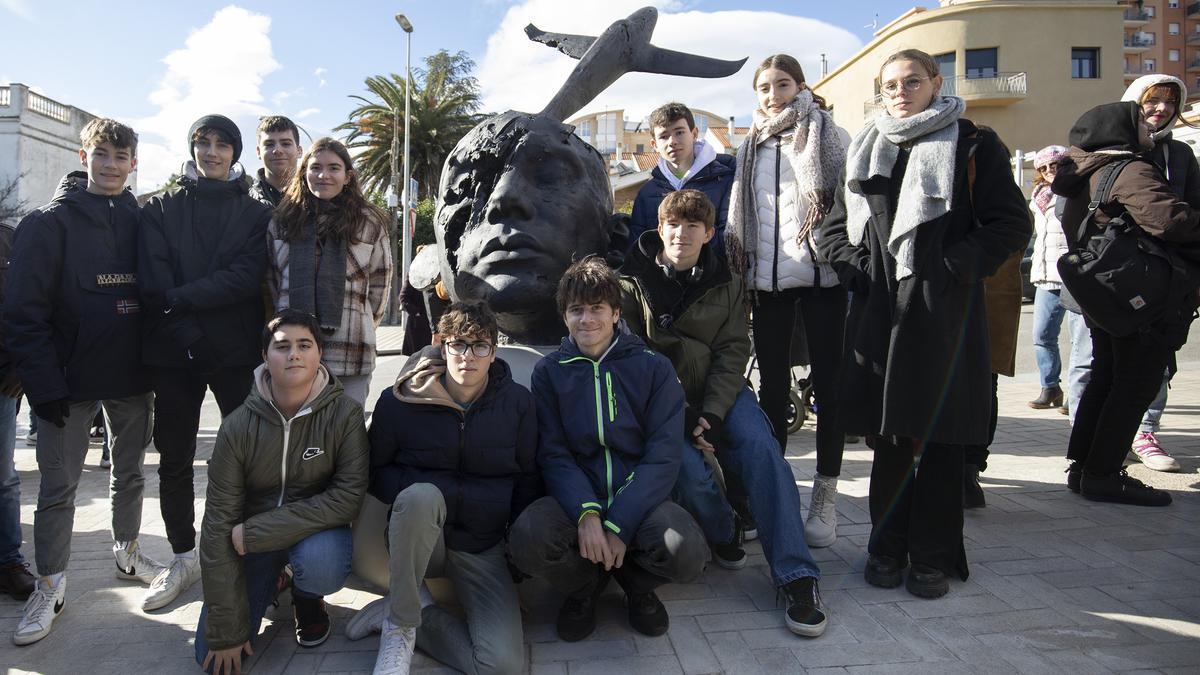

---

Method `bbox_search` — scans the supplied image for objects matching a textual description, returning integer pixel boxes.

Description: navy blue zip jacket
[5,172,148,404]
[368,345,542,553]
[627,153,735,256]
[531,330,685,545]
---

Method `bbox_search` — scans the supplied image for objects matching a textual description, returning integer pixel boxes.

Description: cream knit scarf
[726,89,846,282]
[845,95,965,280]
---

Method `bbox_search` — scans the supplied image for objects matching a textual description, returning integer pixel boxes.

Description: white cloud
[314,67,328,88]
[134,5,281,191]
[478,1,861,126]
[0,0,33,20]
[294,107,320,120]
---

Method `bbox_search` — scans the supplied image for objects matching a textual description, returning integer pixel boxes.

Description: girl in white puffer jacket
[727,54,849,548]
[1028,145,1070,411]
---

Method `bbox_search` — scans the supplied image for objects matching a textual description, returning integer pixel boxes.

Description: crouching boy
[195,309,368,674]
[345,301,541,675]
[507,257,708,643]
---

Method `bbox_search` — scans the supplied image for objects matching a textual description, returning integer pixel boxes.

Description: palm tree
[338,50,484,202]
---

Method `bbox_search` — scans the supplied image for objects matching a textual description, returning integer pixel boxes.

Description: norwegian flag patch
[116,298,140,315]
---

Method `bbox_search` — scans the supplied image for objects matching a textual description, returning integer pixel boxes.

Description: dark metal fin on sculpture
[526,6,748,123]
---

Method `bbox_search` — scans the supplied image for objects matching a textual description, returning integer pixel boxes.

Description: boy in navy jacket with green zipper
[507,256,707,643]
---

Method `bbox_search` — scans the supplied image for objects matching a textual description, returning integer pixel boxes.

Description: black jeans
[153,366,254,554]
[1066,326,1172,476]
[867,436,968,580]
[753,286,847,476]
[506,497,708,597]
[962,373,999,472]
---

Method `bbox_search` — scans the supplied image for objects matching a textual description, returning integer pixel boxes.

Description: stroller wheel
[786,388,806,434]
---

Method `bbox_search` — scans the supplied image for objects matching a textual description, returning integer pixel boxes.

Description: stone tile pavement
[2,349,1199,673]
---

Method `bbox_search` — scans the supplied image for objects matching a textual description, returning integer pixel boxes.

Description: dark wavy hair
[274,137,388,243]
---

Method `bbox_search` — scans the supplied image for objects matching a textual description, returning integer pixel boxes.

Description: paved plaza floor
[3,325,1199,673]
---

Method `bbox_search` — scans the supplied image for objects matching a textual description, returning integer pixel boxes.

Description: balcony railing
[26,91,69,123]
[1125,35,1155,48]
[1124,9,1151,23]
[1189,2,1200,17]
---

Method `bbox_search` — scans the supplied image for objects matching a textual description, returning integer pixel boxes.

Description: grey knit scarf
[845,95,965,280]
[726,89,846,282]
[288,201,348,334]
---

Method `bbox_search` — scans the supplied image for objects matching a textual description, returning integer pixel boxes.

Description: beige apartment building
[1121,0,1200,97]
[811,0,1126,157]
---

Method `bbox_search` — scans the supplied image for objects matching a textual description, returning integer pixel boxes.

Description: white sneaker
[805,474,838,548]
[1131,433,1181,472]
[143,556,200,611]
[373,616,417,675]
[114,541,167,585]
[345,596,387,641]
[14,577,67,646]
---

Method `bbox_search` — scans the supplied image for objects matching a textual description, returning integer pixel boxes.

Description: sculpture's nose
[485,172,535,224]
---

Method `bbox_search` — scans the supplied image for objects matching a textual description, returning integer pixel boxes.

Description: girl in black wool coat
[817,49,1030,599]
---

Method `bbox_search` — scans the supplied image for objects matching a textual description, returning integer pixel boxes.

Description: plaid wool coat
[267,212,393,377]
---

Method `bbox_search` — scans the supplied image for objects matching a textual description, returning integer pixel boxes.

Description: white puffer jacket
[1029,193,1067,287]
[751,135,838,290]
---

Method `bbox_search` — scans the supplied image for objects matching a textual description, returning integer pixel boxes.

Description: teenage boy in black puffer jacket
[138,113,271,613]
[346,302,540,674]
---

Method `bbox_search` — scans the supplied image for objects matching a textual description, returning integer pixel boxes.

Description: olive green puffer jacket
[199,364,368,650]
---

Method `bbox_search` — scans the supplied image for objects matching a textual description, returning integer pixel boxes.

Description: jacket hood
[247,362,338,421]
[656,138,719,191]
[49,170,138,216]
[1051,146,1136,197]
[1068,101,1144,153]
[180,160,248,192]
[392,342,514,410]
[1122,74,1187,141]
[625,228,723,286]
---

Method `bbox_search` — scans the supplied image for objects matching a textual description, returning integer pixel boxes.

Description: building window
[579,120,593,137]
[1144,58,1157,73]
[635,144,644,154]
[1170,22,1181,35]
[965,48,998,78]
[1072,48,1100,78]
[1146,5,1156,17]
[1170,49,1181,61]
[1170,0,1180,8]
[697,116,709,133]
[1144,32,1157,45]
[935,51,957,78]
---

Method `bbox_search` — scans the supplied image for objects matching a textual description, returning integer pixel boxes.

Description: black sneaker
[781,577,826,637]
[1066,462,1082,494]
[1081,469,1172,507]
[625,590,669,636]
[293,594,331,647]
[905,563,949,599]
[712,517,747,570]
[864,554,904,589]
[556,577,607,642]
[963,465,985,509]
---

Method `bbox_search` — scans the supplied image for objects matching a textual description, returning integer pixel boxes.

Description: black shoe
[963,465,986,509]
[1081,469,1172,507]
[1029,386,1064,409]
[293,593,331,647]
[864,554,904,589]
[1066,462,1081,494]
[556,577,607,642]
[712,516,747,570]
[625,590,669,636]
[732,498,757,541]
[906,563,949,599]
[781,577,827,637]
[0,561,36,601]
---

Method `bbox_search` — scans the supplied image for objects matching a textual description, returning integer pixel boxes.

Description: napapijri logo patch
[97,273,137,286]
[116,298,140,315]
[301,447,324,461]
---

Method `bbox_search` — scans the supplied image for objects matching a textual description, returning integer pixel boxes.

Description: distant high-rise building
[1122,0,1200,97]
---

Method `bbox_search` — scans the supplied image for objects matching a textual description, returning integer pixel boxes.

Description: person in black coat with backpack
[1051,101,1200,507]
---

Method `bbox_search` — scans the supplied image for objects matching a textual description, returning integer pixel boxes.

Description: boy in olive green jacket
[196,309,368,674]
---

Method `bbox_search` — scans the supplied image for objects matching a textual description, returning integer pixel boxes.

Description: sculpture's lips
[477,232,547,263]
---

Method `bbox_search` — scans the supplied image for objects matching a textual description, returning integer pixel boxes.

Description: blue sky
[0,0,917,191]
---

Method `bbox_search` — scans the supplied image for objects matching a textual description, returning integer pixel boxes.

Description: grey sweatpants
[34,393,154,576]
[387,483,524,675]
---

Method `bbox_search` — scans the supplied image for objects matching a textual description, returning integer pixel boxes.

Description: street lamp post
[396,13,414,337]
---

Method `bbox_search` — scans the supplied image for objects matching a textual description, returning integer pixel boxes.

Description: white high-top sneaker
[373,616,417,675]
[114,540,167,585]
[143,556,200,611]
[805,474,838,548]
[14,576,67,646]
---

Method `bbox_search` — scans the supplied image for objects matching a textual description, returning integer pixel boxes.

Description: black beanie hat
[187,114,243,163]
[1068,101,1142,153]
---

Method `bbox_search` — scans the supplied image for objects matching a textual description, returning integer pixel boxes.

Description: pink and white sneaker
[1131,433,1180,473]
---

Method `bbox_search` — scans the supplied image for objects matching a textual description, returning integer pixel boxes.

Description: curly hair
[437,302,500,344]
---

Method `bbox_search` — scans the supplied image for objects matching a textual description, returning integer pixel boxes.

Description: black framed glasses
[445,340,495,358]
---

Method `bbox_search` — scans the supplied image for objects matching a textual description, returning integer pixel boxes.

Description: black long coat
[816,120,1031,445]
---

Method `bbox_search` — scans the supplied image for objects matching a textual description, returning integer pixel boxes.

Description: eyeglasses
[880,76,930,97]
[1037,163,1059,173]
[444,340,494,358]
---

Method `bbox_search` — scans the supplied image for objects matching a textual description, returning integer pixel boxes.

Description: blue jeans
[0,397,21,566]
[1139,368,1171,433]
[1066,312,1092,425]
[1032,287,1066,388]
[675,388,820,586]
[673,441,737,547]
[194,526,352,666]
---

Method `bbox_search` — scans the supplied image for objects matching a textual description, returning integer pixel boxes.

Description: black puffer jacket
[367,344,541,553]
[5,173,148,404]
[138,163,271,369]
[249,168,283,208]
